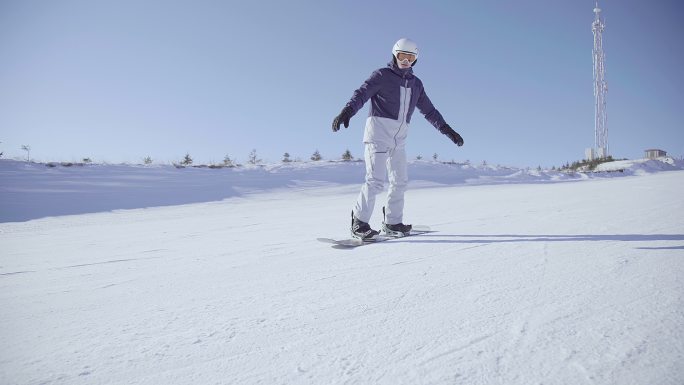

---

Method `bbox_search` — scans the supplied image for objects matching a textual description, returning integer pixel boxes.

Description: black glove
[332,106,353,132]
[438,124,464,146]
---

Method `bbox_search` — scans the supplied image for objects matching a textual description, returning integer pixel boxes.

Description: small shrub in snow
[248,149,261,165]
[223,155,235,167]
[562,156,624,172]
[21,145,31,162]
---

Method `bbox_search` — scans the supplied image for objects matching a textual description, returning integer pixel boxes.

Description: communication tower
[589,0,609,160]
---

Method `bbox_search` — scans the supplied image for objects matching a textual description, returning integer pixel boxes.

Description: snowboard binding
[382,207,412,237]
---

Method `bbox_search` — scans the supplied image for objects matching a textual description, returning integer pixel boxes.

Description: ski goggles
[395,52,417,63]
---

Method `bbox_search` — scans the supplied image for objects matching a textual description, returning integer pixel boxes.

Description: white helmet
[392,38,419,59]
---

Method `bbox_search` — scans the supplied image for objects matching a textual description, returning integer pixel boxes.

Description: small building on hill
[645,149,667,159]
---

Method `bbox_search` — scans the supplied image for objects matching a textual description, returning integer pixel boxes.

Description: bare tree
[21,145,31,162]
[248,149,261,165]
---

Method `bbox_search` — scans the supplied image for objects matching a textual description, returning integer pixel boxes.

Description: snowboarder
[332,38,464,240]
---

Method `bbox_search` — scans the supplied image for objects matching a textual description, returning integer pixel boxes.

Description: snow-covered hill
[1,158,683,384]
[1,157,682,222]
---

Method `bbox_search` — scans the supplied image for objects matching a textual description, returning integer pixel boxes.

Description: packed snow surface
[1,158,683,384]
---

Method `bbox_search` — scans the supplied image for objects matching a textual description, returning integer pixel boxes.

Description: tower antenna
[591,0,609,159]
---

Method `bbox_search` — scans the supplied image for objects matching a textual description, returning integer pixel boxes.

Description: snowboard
[317,225,432,248]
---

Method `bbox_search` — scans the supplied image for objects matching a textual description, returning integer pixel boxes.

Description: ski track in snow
[1,160,683,384]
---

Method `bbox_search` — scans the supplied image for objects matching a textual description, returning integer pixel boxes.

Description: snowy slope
[1,157,682,223]
[1,159,683,384]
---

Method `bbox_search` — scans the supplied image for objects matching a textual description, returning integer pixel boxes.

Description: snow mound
[593,157,683,175]
[1,158,683,222]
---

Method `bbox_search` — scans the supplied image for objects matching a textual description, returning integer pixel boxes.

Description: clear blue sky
[1,0,682,167]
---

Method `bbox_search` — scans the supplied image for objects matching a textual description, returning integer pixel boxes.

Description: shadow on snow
[390,233,684,248]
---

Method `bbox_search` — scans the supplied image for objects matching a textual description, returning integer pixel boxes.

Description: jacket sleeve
[416,86,447,130]
[345,69,384,116]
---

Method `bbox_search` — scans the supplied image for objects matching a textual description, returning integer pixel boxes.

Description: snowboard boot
[351,211,379,241]
[382,207,412,237]
[382,222,412,237]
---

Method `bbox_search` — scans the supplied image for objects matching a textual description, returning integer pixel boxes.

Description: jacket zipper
[393,78,409,149]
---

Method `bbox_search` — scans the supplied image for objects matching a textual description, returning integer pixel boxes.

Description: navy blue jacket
[345,60,447,149]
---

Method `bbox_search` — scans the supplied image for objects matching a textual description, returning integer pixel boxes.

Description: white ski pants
[353,143,408,225]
